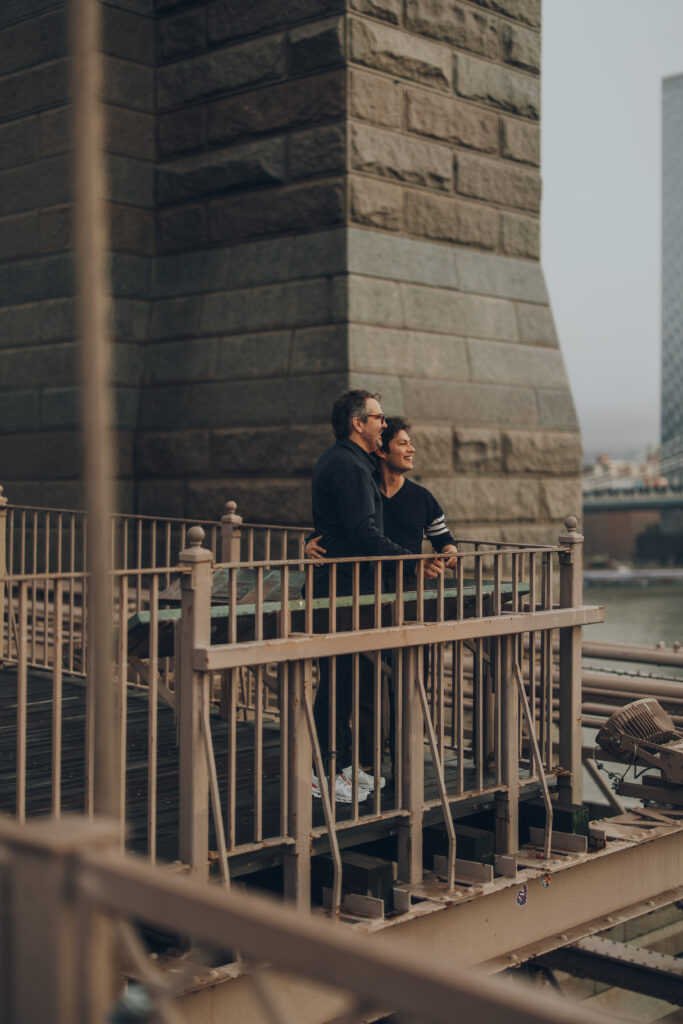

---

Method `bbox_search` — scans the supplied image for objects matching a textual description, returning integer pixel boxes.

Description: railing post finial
[221,499,243,563]
[0,484,7,508]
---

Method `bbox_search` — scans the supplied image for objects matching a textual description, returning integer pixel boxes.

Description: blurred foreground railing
[0,815,613,1024]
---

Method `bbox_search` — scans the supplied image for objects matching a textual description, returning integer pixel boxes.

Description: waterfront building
[661,72,683,488]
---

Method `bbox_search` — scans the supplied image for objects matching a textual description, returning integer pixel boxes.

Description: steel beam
[536,935,683,1004]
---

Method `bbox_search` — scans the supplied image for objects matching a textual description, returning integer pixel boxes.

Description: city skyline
[542,0,683,464]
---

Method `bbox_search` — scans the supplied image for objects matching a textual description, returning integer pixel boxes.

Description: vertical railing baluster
[475,546,482,618]
[254,665,263,843]
[52,581,64,817]
[17,581,28,823]
[117,574,128,847]
[373,650,381,815]
[456,641,464,794]
[279,663,289,839]
[148,574,159,863]
[226,668,237,850]
[351,652,359,816]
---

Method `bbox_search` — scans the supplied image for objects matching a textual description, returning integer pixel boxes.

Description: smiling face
[381,428,415,474]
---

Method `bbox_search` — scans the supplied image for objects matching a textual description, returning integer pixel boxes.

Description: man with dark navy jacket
[310,390,414,803]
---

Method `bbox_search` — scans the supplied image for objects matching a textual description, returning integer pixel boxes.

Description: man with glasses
[310,390,414,804]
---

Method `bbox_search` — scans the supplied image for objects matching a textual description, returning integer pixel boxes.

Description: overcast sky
[541,0,683,463]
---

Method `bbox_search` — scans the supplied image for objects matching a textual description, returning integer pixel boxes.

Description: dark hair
[380,415,411,453]
[331,389,380,440]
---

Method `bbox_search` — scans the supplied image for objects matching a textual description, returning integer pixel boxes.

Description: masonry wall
[0,0,582,543]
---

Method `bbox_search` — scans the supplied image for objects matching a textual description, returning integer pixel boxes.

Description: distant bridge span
[583,489,683,512]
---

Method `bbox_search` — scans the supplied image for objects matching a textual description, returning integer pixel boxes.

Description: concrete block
[206,0,344,45]
[139,374,347,430]
[501,22,540,73]
[136,430,210,477]
[348,370,404,415]
[405,87,497,153]
[0,10,68,76]
[349,69,400,129]
[201,277,344,335]
[0,60,69,122]
[0,116,40,170]
[40,106,71,157]
[157,205,208,254]
[39,205,71,253]
[110,252,151,299]
[401,283,518,340]
[0,390,40,432]
[106,108,156,161]
[347,227,457,288]
[536,390,579,431]
[289,17,346,75]
[426,475,540,523]
[0,253,74,305]
[349,175,401,231]
[289,124,346,179]
[500,212,539,259]
[349,324,469,378]
[514,301,558,345]
[453,250,549,303]
[453,427,502,474]
[467,338,569,388]
[503,430,582,476]
[137,479,187,518]
[350,16,451,91]
[290,325,347,373]
[40,298,75,341]
[496,522,560,545]
[208,180,345,244]
[156,35,286,110]
[143,338,216,385]
[404,190,497,249]
[157,107,206,158]
[0,211,40,261]
[467,0,540,29]
[157,139,286,204]
[102,3,155,65]
[350,122,452,190]
[187,477,312,527]
[0,431,80,481]
[540,478,582,522]
[148,295,203,340]
[0,303,41,349]
[0,341,76,389]
[403,378,536,427]
[214,330,293,378]
[113,386,140,430]
[348,276,403,328]
[405,0,498,59]
[102,55,154,114]
[203,229,348,290]
[158,7,206,60]
[112,342,143,386]
[0,155,72,217]
[111,298,150,342]
[456,152,540,212]
[210,423,332,475]
[109,203,156,257]
[500,117,540,166]
[107,154,155,208]
[41,387,79,429]
[208,70,345,147]
[454,53,540,119]
[107,0,154,15]
[409,424,453,473]
[350,0,401,23]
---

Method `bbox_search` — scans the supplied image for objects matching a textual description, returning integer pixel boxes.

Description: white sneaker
[342,766,386,792]
[313,770,369,803]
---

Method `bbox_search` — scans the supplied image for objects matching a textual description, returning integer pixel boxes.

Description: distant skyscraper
[661,73,683,486]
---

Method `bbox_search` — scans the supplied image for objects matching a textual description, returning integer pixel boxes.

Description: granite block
[350,17,451,91]
[349,175,402,230]
[401,283,518,340]
[405,0,498,58]
[404,190,498,249]
[288,17,345,75]
[350,122,452,190]
[454,53,540,119]
[349,68,401,128]
[405,87,497,152]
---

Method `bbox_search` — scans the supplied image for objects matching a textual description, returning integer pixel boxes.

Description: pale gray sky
[541,0,683,463]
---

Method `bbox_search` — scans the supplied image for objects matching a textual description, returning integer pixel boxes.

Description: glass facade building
[661,73,683,486]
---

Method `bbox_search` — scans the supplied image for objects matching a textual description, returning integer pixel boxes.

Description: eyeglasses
[364,413,387,423]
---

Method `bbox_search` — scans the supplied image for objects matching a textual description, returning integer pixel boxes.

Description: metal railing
[0,491,601,910]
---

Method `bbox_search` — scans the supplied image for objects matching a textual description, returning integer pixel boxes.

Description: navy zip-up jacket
[311,437,409,592]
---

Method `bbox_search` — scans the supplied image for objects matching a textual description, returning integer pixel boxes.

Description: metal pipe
[70,0,116,816]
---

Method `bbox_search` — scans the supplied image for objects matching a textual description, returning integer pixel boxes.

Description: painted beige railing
[0,488,601,905]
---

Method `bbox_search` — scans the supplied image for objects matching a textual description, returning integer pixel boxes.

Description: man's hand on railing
[441,544,459,570]
[305,535,327,564]
[419,556,444,580]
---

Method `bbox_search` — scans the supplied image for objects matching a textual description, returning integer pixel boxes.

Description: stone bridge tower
[0,0,581,541]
